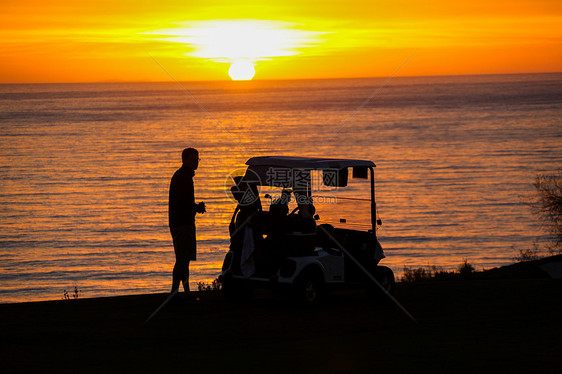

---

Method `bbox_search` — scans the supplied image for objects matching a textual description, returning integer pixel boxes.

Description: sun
[147,20,323,80]
[228,60,255,80]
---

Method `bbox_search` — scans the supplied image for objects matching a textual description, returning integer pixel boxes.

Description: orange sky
[0,0,561,82]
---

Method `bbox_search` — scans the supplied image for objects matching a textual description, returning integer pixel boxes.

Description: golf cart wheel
[221,278,251,302]
[295,270,325,305]
[366,266,395,301]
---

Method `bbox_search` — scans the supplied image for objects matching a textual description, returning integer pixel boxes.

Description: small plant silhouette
[402,265,456,282]
[458,259,475,275]
[62,286,81,300]
[514,242,541,262]
[402,260,476,282]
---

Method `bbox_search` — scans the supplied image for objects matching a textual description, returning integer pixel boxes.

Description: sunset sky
[1,0,561,82]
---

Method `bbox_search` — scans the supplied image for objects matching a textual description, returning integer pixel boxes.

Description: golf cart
[219,156,394,303]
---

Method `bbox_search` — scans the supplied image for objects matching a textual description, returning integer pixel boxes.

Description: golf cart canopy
[242,155,379,232]
[246,156,375,170]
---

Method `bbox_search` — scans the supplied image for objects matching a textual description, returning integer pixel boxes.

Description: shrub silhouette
[531,169,562,253]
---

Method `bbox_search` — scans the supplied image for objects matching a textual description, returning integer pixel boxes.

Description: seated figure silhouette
[229,177,262,276]
[291,189,316,234]
[260,189,292,276]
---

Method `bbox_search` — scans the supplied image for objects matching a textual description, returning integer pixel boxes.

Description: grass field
[1,278,561,373]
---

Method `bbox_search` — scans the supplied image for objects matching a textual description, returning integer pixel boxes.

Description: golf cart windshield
[241,156,376,231]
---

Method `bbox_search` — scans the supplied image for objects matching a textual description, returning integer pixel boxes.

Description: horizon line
[1,71,561,85]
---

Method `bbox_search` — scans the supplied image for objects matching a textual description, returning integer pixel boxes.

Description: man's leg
[183,223,196,296]
[172,260,187,293]
[171,224,196,296]
[172,262,180,292]
[182,260,190,293]
[171,226,188,293]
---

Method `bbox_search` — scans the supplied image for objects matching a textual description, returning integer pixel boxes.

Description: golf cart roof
[246,156,375,169]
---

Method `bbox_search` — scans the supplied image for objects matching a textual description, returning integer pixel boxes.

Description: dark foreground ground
[1,277,561,374]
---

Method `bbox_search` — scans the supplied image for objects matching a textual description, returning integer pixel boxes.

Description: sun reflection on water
[1,75,561,302]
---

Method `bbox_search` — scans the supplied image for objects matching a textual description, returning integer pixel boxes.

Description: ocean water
[0,73,561,303]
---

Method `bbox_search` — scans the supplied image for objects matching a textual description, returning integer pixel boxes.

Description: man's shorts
[171,224,197,261]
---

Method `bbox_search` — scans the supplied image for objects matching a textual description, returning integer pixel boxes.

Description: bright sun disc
[148,20,324,80]
[228,60,255,80]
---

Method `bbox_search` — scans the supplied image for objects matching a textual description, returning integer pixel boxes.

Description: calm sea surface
[1,74,561,303]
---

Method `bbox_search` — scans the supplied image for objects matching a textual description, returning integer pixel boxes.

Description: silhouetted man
[169,148,205,300]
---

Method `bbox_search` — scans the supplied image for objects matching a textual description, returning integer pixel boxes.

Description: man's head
[182,148,199,170]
